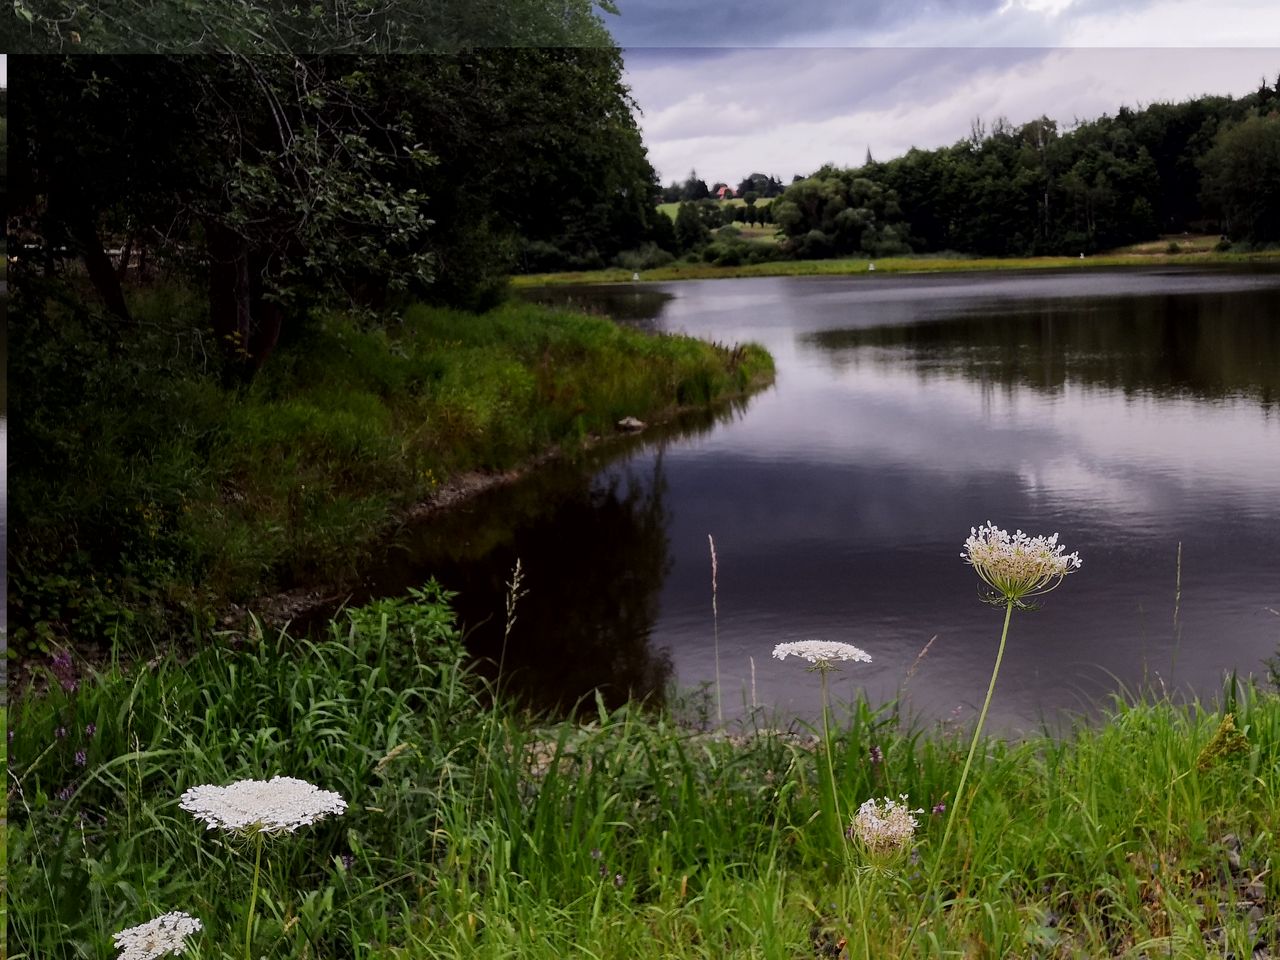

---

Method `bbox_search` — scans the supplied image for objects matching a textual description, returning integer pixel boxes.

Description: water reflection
[342,400,754,715]
[506,270,1280,730]
[806,293,1280,405]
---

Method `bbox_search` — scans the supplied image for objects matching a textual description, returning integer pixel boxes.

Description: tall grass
[9,586,1277,959]
[10,287,774,654]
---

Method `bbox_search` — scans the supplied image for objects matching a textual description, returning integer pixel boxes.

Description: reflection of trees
[519,284,675,332]
[317,402,746,717]
[806,290,1280,408]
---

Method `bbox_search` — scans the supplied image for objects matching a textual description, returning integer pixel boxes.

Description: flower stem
[245,833,264,960]
[821,667,843,852]
[901,598,1015,957]
[854,867,873,958]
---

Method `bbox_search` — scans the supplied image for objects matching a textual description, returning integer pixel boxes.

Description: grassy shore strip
[11,287,773,648]
[513,249,1280,286]
[9,588,1277,960]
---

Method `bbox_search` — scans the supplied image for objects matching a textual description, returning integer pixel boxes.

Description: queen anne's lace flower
[849,795,922,855]
[179,776,346,835]
[113,911,202,960]
[961,521,1082,602]
[772,640,872,665]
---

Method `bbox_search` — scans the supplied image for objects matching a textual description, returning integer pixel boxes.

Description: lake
[356,268,1280,731]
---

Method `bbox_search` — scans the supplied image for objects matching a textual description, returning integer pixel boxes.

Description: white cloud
[627,47,1280,185]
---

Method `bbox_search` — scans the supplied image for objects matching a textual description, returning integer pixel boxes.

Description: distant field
[657,196,775,220]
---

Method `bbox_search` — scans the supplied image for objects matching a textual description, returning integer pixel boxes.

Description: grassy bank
[9,283,773,653]
[514,249,1280,286]
[8,589,1278,959]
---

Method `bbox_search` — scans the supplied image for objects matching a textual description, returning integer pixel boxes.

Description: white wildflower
[179,776,346,835]
[113,911,202,960]
[849,795,922,857]
[961,521,1081,603]
[772,640,872,666]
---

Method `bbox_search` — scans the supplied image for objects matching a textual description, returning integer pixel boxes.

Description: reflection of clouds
[729,357,1280,514]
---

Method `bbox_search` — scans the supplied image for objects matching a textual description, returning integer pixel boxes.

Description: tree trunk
[205,219,285,377]
[116,233,135,281]
[71,214,132,324]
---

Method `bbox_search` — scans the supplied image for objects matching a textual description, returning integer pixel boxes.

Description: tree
[4,0,620,53]
[1200,113,1280,243]
[674,201,709,252]
[13,56,435,373]
[681,171,709,202]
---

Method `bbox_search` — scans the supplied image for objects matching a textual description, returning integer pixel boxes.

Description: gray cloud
[609,0,1280,48]
[608,0,1174,47]
[609,0,999,47]
[626,47,1280,185]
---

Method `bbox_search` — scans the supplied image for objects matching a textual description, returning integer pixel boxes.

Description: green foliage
[13,51,667,321]
[1200,112,1280,243]
[613,242,676,272]
[3,0,618,52]
[774,169,911,258]
[8,282,774,651]
[10,590,1280,958]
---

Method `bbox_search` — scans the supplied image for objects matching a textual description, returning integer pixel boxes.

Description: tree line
[2,0,619,53]
[770,78,1280,258]
[660,171,788,203]
[8,52,667,371]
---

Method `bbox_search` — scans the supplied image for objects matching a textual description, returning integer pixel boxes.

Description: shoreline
[231,387,771,632]
[513,250,1280,286]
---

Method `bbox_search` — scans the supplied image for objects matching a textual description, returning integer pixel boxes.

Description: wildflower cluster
[772,640,873,668]
[961,522,1082,604]
[113,911,202,960]
[848,795,922,858]
[179,776,347,835]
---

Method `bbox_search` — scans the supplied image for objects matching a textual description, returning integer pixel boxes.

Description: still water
[360,268,1280,730]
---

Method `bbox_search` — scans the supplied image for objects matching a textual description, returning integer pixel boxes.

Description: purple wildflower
[869,744,883,764]
[613,873,625,889]
[590,848,602,860]
[56,726,68,740]
[57,783,76,802]
[598,863,608,879]
[75,750,88,767]
[51,650,80,691]
[85,723,97,738]
[932,802,946,816]
[339,854,356,871]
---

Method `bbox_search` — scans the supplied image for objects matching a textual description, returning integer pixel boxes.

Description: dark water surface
[361,268,1280,730]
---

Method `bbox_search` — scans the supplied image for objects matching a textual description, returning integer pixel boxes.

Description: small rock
[616,416,645,432]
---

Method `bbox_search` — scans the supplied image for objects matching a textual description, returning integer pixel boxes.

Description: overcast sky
[610,2,1280,187]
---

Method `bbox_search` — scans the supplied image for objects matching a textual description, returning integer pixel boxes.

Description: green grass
[657,197,774,221]
[9,585,1279,959]
[2,705,8,960]
[513,249,1280,286]
[10,286,774,651]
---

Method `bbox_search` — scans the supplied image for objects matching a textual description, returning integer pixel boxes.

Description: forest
[771,77,1280,258]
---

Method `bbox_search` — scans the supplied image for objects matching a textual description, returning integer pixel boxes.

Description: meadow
[8,576,1277,959]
